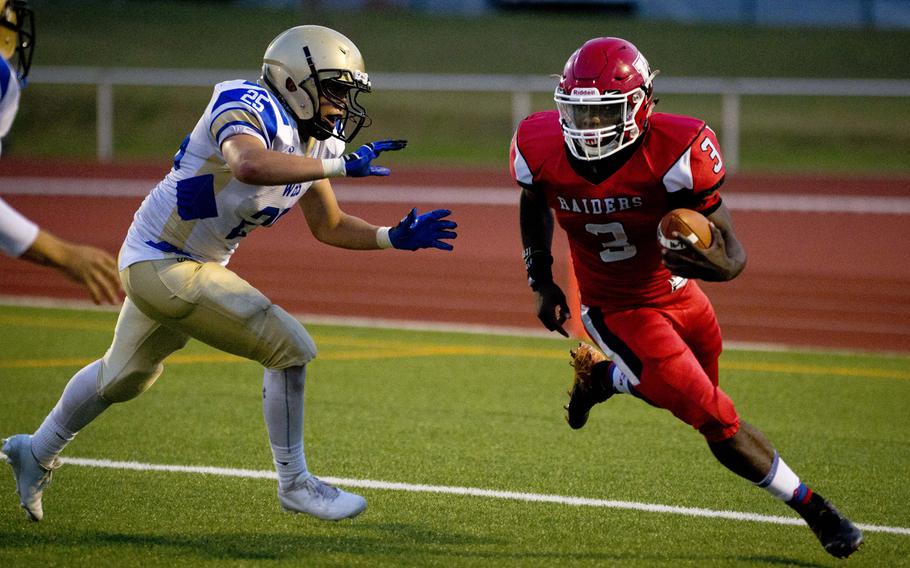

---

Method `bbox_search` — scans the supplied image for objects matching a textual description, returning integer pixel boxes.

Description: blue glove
[389,208,457,251]
[343,139,408,177]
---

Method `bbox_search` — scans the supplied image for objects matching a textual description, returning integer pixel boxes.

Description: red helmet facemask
[555,37,657,161]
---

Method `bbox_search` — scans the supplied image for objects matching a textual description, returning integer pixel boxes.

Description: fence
[29,66,910,171]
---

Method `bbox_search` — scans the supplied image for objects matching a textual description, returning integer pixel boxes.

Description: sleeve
[0,58,21,142]
[207,85,279,150]
[509,131,536,191]
[662,125,725,215]
[0,196,40,257]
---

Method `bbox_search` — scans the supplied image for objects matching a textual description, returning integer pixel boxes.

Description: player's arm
[21,231,122,304]
[0,197,121,304]
[661,202,747,282]
[520,186,570,337]
[222,135,327,185]
[299,179,456,251]
[298,178,385,249]
[221,135,408,185]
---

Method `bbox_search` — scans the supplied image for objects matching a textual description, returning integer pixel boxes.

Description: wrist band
[321,157,346,178]
[523,247,554,290]
[376,227,393,249]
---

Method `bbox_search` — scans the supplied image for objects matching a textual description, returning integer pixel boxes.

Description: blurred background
[6,0,910,172]
[1,0,908,352]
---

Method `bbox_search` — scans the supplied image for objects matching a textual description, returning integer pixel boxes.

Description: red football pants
[581,283,740,442]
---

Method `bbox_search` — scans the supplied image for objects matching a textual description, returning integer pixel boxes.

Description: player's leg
[676,284,862,555]
[708,421,863,557]
[123,259,365,520]
[676,285,862,558]
[3,296,189,521]
[563,305,646,429]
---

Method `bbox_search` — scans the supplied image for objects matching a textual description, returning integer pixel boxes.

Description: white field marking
[1,178,909,214]
[59,456,909,536]
[2,294,909,358]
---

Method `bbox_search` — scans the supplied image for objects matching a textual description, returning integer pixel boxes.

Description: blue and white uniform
[0,58,37,257]
[119,79,344,270]
[0,57,20,150]
[100,78,327,400]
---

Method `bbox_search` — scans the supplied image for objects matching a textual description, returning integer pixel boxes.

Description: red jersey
[510,110,725,310]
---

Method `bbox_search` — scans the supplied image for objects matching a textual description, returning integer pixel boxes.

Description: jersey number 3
[585,222,637,262]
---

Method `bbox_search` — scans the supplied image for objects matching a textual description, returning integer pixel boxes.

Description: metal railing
[30,66,910,171]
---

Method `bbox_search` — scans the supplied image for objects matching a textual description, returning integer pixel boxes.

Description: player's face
[564,103,624,134]
[319,81,350,134]
[566,103,624,150]
[314,78,370,141]
[316,91,346,133]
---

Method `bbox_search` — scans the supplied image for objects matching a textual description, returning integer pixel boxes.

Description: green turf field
[0,304,908,567]
[6,1,908,172]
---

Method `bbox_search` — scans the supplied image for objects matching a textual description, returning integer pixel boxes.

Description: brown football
[658,208,713,250]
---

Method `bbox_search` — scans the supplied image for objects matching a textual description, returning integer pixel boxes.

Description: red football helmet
[555,37,657,161]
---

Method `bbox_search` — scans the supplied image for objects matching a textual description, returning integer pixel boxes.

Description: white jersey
[120,79,344,269]
[0,59,36,257]
[0,58,22,155]
[0,196,38,257]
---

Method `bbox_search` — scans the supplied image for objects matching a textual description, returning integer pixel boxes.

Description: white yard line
[58,456,909,536]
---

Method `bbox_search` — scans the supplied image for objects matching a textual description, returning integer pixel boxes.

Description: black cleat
[797,494,864,559]
[565,343,612,430]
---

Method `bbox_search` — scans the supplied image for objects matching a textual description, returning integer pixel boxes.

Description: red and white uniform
[511,110,739,441]
[512,110,724,310]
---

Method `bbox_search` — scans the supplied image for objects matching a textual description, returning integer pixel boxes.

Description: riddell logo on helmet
[571,87,599,96]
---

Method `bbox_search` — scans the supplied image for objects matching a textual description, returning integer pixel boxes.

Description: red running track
[0,160,907,353]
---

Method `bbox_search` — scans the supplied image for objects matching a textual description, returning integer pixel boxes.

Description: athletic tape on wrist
[376,227,393,249]
[321,157,346,178]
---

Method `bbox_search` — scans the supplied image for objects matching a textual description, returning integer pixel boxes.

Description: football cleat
[2,434,61,522]
[278,473,366,521]
[565,342,612,430]
[797,494,864,558]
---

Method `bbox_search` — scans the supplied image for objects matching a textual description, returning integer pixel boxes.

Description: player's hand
[661,223,734,282]
[389,208,457,251]
[534,281,570,337]
[59,243,122,304]
[343,139,408,177]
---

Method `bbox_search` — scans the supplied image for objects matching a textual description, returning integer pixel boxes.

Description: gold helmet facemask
[0,0,34,82]
[260,25,371,142]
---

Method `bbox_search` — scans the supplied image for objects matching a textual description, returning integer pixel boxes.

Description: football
[657,208,713,250]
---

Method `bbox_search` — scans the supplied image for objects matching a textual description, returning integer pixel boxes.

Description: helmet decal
[632,53,650,83]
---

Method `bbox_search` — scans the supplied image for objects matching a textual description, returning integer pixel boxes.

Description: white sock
[262,365,308,490]
[608,363,633,394]
[31,360,111,468]
[755,451,802,501]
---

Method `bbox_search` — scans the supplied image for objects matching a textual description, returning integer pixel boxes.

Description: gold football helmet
[261,25,371,142]
[0,0,34,81]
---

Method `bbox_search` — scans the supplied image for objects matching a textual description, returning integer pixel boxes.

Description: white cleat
[278,473,366,521]
[2,434,60,522]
